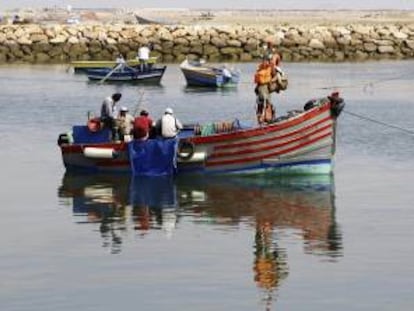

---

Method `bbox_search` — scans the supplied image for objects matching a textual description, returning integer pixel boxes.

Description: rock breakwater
[0,23,413,63]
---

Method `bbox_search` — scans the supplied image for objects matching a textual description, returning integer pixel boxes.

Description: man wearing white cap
[117,106,134,141]
[159,107,183,138]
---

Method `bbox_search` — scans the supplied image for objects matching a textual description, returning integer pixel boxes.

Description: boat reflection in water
[58,173,342,303]
[58,174,178,253]
[177,174,342,307]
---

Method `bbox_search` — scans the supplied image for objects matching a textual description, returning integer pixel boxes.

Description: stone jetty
[0,22,413,63]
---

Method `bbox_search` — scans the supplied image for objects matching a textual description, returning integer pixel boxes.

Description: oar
[98,63,122,84]
[65,63,72,73]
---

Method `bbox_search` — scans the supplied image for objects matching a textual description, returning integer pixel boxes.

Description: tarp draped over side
[128,139,177,176]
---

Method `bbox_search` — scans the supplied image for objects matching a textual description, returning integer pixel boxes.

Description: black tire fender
[177,140,195,160]
[57,133,69,146]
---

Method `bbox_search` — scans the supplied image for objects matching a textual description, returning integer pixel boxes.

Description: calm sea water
[0,61,413,311]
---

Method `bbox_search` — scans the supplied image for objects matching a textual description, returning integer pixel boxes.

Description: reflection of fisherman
[253,220,288,292]
[133,204,150,235]
[162,210,177,239]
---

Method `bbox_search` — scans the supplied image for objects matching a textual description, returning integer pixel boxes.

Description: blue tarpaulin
[72,126,111,144]
[130,175,176,208]
[128,139,177,176]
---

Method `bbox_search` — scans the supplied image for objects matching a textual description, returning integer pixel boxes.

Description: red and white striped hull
[59,100,340,175]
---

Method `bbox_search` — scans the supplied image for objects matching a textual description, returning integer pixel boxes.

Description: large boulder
[309,38,325,49]
[35,52,50,62]
[378,45,395,54]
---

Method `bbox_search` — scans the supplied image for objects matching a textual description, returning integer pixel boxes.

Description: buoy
[83,147,117,159]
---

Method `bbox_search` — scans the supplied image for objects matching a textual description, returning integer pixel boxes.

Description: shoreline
[0,9,413,64]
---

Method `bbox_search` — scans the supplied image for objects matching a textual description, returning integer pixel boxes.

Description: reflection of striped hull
[60,101,339,175]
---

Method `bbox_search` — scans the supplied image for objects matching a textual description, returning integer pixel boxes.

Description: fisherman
[264,41,287,94]
[100,93,122,140]
[156,108,183,139]
[117,106,134,141]
[137,45,150,72]
[221,65,233,83]
[133,109,154,141]
[253,41,287,124]
[115,53,126,71]
[264,41,282,68]
[254,57,273,123]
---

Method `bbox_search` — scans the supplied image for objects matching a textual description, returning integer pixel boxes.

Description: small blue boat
[180,59,240,87]
[86,65,167,83]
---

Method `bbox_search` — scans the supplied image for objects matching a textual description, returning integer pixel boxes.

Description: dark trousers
[101,117,118,140]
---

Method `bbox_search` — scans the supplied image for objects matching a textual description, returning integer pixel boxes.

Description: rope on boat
[317,72,413,92]
[343,110,414,136]
[133,89,146,116]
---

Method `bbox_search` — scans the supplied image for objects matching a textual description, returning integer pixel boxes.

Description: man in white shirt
[115,54,126,71]
[159,107,183,138]
[137,45,150,72]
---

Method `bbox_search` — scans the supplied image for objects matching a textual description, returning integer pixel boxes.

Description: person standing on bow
[254,57,273,122]
[100,93,122,140]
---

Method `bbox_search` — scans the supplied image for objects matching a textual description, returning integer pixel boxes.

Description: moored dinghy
[57,93,345,176]
[86,65,167,83]
[70,57,159,74]
[180,58,240,87]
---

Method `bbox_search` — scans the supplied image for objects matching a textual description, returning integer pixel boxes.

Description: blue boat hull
[180,59,240,87]
[87,66,166,83]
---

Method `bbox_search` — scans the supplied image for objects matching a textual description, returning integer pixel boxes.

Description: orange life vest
[254,63,272,85]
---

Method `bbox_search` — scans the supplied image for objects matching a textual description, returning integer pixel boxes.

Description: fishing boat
[180,59,240,87]
[70,57,158,73]
[57,93,345,176]
[86,65,167,83]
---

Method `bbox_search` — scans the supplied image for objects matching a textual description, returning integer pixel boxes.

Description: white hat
[165,107,173,114]
[120,106,128,112]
